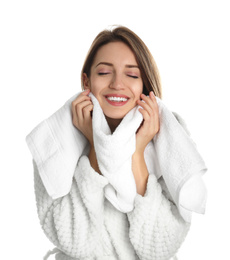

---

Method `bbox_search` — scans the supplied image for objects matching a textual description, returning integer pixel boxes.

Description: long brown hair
[81,26,162,98]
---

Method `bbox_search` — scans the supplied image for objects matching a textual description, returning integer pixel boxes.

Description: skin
[72,41,160,196]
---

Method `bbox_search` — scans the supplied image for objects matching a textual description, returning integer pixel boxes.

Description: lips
[105,94,129,106]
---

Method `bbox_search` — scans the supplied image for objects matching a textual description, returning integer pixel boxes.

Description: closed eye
[98,72,110,75]
[128,75,139,79]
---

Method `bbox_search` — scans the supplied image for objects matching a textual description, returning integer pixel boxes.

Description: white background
[1,0,229,259]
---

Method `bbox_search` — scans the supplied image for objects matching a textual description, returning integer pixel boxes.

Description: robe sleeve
[127,174,190,260]
[33,156,109,259]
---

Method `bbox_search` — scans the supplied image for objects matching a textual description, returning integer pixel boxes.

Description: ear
[83,73,90,90]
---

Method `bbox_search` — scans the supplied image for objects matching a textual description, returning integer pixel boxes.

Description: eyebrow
[95,62,113,67]
[95,62,139,69]
[126,64,139,69]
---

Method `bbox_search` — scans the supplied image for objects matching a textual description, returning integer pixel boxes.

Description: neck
[105,116,122,133]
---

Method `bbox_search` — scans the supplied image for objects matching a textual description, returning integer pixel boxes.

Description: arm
[33,156,109,259]
[132,152,149,196]
[133,92,159,195]
[71,89,101,174]
[130,93,190,259]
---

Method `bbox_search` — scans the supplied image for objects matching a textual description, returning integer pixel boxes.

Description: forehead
[93,41,137,66]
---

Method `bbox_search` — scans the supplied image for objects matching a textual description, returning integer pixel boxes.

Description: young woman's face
[84,41,143,125]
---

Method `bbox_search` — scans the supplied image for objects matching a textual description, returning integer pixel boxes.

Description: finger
[140,92,159,114]
[140,93,154,108]
[138,99,159,128]
[149,91,159,110]
[82,89,90,95]
[149,92,159,114]
[137,100,152,115]
[137,99,156,117]
[141,92,158,109]
[72,100,92,128]
[76,89,91,100]
[139,107,160,136]
[75,100,93,122]
[71,92,91,121]
[138,107,150,121]
[82,103,94,120]
[71,90,91,107]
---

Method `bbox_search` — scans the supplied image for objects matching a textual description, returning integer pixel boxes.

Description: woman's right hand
[71,89,94,146]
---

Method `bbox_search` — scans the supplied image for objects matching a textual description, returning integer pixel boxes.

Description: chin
[105,114,125,120]
[101,103,136,120]
[104,111,127,120]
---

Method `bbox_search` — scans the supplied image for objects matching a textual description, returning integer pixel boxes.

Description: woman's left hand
[136,91,160,154]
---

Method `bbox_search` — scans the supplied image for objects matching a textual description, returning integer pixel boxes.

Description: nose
[109,73,124,90]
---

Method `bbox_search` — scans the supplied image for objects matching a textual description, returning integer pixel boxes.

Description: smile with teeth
[105,95,129,106]
[107,96,128,102]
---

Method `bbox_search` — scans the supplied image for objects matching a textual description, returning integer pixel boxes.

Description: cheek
[89,77,103,96]
[131,82,143,99]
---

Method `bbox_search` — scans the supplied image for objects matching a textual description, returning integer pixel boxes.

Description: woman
[28,26,206,260]
[73,36,160,197]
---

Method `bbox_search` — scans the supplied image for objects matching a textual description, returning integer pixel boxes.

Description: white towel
[25,92,207,222]
[26,93,86,199]
[89,93,143,212]
[148,98,207,222]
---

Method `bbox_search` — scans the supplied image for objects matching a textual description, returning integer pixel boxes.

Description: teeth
[107,96,128,102]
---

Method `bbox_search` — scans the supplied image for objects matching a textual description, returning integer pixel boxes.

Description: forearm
[132,152,149,196]
[88,145,101,175]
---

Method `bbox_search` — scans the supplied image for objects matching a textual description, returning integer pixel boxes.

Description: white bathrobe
[26,93,207,259]
[34,155,190,260]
